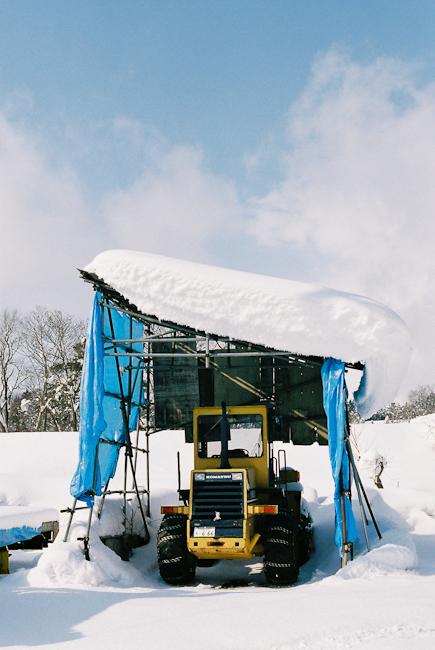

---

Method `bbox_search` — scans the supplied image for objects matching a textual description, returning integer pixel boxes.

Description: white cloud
[0,115,100,314]
[250,49,435,312]
[103,145,243,260]
[0,116,244,315]
[248,49,435,394]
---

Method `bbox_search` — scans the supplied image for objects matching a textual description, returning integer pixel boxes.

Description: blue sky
[1,1,435,394]
[1,1,433,195]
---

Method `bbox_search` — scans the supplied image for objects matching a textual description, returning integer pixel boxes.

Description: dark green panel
[275,363,327,445]
[212,354,264,407]
[152,341,199,428]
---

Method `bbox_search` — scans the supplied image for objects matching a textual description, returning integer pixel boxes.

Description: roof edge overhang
[79,268,364,373]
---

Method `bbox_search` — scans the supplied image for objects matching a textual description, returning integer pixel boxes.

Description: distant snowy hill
[1,419,435,649]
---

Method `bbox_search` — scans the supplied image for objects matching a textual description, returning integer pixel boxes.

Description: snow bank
[338,529,418,580]
[84,250,412,417]
[29,535,145,589]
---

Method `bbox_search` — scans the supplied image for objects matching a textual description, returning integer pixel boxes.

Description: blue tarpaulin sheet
[321,357,357,553]
[70,293,144,506]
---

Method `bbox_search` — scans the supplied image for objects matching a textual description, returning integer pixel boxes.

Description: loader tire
[157,515,196,585]
[263,510,299,586]
[298,510,314,566]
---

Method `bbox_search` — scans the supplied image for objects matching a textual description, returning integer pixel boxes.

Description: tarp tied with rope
[70,292,144,506]
[321,358,358,554]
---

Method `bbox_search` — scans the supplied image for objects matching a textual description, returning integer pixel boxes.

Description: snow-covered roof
[84,250,412,418]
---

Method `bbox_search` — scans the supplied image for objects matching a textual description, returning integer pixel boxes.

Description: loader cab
[193,405,269,489]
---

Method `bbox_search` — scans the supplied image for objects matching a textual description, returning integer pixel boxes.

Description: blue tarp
[321,357,357,554]
[70,292,144,506]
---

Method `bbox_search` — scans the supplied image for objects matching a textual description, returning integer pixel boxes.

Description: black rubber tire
[263,511,299,586]
[298,510,314,566]
[157,515,196,585]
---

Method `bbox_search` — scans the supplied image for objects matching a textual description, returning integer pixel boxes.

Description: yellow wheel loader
[157,403,313,586]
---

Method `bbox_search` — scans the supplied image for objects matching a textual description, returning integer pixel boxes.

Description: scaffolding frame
[63,269,367,562]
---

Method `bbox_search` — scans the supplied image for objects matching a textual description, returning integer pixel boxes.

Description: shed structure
[65,250,411,563]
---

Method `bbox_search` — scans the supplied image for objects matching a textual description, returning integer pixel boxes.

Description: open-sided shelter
[65,250,411,563]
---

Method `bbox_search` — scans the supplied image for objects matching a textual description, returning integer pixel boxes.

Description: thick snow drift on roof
[84,250,412,418]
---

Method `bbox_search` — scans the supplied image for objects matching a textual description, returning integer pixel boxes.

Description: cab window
[197,413,263,458]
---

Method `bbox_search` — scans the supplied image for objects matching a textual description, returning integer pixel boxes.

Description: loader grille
[192,474,244,520]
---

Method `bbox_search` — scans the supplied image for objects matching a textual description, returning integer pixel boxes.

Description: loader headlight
[194,473,205,481]
[232,472,243,481]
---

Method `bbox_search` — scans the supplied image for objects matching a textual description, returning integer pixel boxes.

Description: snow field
[0,418,435,648]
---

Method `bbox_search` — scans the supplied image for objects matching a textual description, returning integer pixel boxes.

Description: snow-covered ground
[1,418,435,650]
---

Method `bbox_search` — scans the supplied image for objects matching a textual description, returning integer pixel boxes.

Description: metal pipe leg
[63,497,78,543]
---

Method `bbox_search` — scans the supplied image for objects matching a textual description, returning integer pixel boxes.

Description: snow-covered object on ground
[0,505,59,546]
[30,536,145,589]
[84,249,412,417]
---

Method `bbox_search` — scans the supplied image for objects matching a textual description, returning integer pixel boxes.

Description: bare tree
[48,311,85,431]
[22,307,86,431]
[0,308,25,432]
